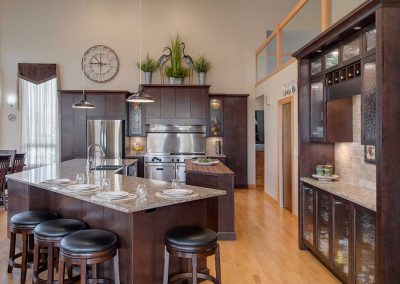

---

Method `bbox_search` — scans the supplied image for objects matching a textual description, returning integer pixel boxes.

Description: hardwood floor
[0,188,339,283]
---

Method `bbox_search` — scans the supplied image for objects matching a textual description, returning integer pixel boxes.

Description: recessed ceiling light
[354,26,362,30]
[316,49,323,53]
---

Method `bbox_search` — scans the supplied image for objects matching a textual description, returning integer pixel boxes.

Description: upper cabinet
[143,85,209,125]
[361,55,377,145]
[310,78,325,140]
[310,56,323,78]
[342,33,361,65]
[209,96,224,137]
[364,24,376,57]
[324,47,340,72]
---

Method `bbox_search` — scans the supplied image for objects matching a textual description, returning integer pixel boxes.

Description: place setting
[156,179,199,200]
[91,177,137,203]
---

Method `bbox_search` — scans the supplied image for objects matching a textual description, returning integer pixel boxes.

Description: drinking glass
[101,177,112,192]
[172,179,180,189]
[136,183,147,199]
[76,173,85,184]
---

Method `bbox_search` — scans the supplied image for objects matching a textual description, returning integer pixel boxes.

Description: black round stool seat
[166,226,218,247]
[60,229,118,254]
[10,210,59,228]
[34,219,86,239]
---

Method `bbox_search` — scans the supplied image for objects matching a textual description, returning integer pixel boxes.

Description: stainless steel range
[144,125,206,183]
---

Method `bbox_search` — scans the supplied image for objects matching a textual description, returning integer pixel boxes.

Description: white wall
[0,0,297,185]
[255,61,298,215]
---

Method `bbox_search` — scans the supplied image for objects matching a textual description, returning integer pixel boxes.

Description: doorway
[278,97,294,212]
[255,96,265,189]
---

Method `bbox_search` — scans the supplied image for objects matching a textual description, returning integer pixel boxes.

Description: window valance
[18,63,57,84]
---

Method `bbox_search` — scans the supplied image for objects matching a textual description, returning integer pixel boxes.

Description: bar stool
[58,229,120,284]
[163,226,222,284]
[33,219,86,284]
[8,210,60,284]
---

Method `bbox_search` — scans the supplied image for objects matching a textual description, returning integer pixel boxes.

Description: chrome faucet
[87,144,105,169]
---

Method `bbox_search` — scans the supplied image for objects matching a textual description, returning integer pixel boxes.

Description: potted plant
[165,34,189,85]
[137,53,158,84]
[193,55,211,85]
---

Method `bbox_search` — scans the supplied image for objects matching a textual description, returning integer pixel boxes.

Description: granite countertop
[6,159,225,214]
[185,160,234,176]
[301,177,376,212]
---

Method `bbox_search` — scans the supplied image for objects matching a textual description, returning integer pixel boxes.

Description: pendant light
[73,0,95,109]
[127,0,154,103]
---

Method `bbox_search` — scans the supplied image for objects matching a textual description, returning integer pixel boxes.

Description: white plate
[91,194,137,203]
[97,191,130,199]
[191,160,219,166]
[312,174,340,181]
[66,184,98,191]
[162,188,194,197]
[156,192,198,200]
[43,179,73,185]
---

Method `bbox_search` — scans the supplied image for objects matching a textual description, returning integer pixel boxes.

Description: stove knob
[177,159,180,162]
[171,159,175,162]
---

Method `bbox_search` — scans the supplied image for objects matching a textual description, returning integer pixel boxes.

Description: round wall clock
[82,45,119,83]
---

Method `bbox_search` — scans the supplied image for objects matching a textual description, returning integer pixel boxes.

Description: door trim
[277,96,295,212]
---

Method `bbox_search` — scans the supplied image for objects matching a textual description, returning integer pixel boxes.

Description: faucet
[87,144,105,169]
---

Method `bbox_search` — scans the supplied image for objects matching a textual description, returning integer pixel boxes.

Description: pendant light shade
[127,85,154,103]
[72,94,95,109]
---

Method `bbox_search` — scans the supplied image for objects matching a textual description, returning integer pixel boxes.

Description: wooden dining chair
[0,150,16,172]
[0,155,11,211]
[11,153,25,174]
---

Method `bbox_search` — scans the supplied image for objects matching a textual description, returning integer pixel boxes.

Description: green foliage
[165,34,189,78]
[193,55,211,73]
[137,53,158,73]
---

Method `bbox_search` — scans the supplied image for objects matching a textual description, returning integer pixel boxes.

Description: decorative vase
[198,72,206,85]
[144,72,152,84]
[169,77,184,85]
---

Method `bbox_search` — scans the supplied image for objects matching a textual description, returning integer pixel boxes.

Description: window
[19,64,59,166]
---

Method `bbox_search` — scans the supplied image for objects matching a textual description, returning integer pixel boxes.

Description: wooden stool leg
[215,244,222,284]
[58,256,65,284]
[113,250,120,284]
[80,259,87,284]
[20,232,28,284]
[91,264,97,279]
[163,246,169,284]
[33,240,40,281]
[191,255,198,284]
[47,243,54,284]
[7,231,16,273]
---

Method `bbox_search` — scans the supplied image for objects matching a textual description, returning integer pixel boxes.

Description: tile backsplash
[334,95,376,189]
[206,137,224,155]
[125,137,146,156]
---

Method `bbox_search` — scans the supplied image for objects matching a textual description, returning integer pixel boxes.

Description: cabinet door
[333,198,350,281]
[223,127,236,174]
[363,24,376,57]
[361,55,376,145]
[106,94,126,117]
[316,190,331,261]
[355,209,375,284]
[73,95,87,158]
[160,88,176,119]
[342,33,361,65]
[209,96,224,137]
[127,103,145,136]
[145,88,161,119]
[310,79,325,140]
[302,185,315,247]
[224,97,247,127]
[190,88,207,119]
[311,56,323,78]
[175,87,191,119]
[234,126,247,186]
[86,94,105,117]
[60,95,74,161]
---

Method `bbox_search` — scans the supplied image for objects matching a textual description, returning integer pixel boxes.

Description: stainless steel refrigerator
[87,120,124,159]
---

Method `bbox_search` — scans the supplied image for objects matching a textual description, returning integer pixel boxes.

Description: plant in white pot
[193,55,211,85]
[137,53,158,84]
[165,34,189,85]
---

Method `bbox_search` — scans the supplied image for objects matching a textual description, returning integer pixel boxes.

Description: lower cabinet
[300,182,375,284]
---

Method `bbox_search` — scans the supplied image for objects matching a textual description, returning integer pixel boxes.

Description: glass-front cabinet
[316,190,330,260]
[355,209,376,284]
[311,56,322,77]
[310,79,325,140]
[361,56,376,145]
[209,96,223,137]
[325,47,340,70]
[303,185,315,246]
[342,34,361,64]
[364,25,376,56]
[333,199,350,281]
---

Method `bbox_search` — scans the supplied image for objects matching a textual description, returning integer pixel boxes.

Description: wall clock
[82,45,119,83]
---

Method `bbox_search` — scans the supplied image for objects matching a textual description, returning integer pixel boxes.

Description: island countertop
[6,159,225,214]
[185,160,234,176]
[301,177,376,212]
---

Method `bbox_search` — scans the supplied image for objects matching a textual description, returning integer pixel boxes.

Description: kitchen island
[185,160,235,240]
[6,159,225,284]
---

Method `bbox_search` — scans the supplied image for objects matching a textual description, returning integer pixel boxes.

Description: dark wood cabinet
[361,55,376,145]
[222,96,248,187]
[300,182,375,284]
[143,85,209,125]
[60,91,128,161]
[127,103,146,137]
[310,78,325,141]
[208,96,224,137]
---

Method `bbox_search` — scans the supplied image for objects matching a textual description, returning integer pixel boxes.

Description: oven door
[175,163,186,184]
[144,163,175,182]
